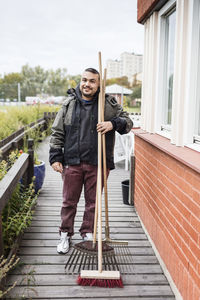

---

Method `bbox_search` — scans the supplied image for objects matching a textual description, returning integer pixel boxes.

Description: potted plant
[33,153,46,193]
[19,150,46,194]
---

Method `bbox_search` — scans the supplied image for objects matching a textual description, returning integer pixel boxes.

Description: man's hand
[51,162,63,173]
[97,121,113,134]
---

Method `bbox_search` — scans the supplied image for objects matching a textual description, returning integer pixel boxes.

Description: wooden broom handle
[93,70,107,245]
[93,187,98,244]
[97,51,103,273]
[101,69,110,234]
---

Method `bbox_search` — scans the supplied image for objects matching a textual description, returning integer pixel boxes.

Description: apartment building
[106,59,121,79]
[106,52,143,83]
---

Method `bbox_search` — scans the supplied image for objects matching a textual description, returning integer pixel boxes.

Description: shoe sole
[57,250,69,254]
[57,240,71,254]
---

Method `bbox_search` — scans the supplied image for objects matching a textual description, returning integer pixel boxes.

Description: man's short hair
[84,68,99,76]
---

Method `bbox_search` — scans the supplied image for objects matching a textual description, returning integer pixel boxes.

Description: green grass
[0,105,60,140]
[126,106,141,113]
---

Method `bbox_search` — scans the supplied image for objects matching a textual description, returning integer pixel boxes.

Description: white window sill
[156,130,171,140]
[186,143,200,153]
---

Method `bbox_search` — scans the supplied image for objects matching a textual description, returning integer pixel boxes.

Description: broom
[101,69,128,246]
[101,69,133,274]
[77,52,123,287]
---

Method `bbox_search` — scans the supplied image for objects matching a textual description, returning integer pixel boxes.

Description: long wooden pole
[97,51,103,272]
[101,69,110,238]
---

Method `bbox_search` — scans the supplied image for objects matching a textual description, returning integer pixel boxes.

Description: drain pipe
[129,154,135,206]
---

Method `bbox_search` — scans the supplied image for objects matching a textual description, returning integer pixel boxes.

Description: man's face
[80,71,99,100]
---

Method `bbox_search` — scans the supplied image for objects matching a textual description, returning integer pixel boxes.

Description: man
[49,68,133,254]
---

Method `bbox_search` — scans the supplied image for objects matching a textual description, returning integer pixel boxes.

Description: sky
[0,0,144,76]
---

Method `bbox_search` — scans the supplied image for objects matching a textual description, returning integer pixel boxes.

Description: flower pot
[121,179,129,205]
[34,160,45,193]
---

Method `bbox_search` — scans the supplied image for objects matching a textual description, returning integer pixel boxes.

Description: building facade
[134,0,200,299]
[106,52,143,84]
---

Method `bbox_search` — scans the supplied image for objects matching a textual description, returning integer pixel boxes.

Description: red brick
[193,188,200,207]
[182,221,199,244]
[184,168,200,191]
[178,263,184,295]
[183,268,189,300]
[190,239,200,264]
[190,214,200,232]
[175,222,190,244]
[185,197,200,219]
[189,264,200,289]
[181,240,198,270]
[187,276,194,300]
[193,285,200,300]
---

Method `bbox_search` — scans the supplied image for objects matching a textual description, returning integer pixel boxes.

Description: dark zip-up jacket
[49,87,133,170]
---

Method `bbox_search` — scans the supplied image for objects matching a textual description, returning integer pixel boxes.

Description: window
[162,9,176,128]
[142,0,200,148]
[194,8,200,143]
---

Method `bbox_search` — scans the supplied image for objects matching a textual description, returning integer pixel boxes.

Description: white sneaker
[57,232,70,254]
[83,233,93,241]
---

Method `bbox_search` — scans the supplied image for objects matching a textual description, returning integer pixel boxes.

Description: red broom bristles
[77,276,123,288]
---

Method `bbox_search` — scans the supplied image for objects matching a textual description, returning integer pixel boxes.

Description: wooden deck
[7,138,175,299]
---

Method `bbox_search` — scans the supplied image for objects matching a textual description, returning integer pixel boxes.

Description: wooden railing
[0,111,56,256]
[0,139,34,256]
[0,111,56,160]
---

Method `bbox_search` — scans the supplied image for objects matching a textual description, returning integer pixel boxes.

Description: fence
[0,111,56,256]
[0,140,34,256]
[0,111,56,160]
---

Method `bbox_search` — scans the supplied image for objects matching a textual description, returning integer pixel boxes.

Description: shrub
[0,104,59,140]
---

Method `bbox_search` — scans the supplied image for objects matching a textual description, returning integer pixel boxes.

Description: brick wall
[137,0,159,23]
[134,134,200,300]
[137,0,168,23]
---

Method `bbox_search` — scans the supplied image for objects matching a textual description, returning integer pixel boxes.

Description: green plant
[0,160,7,181]
[20,269,38,299]
[0,255,20,298]
[0,150,20,181]
[2,181,37,255]
[0,105,59,141]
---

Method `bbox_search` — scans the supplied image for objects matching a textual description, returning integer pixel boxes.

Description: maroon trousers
[60,163,108,237]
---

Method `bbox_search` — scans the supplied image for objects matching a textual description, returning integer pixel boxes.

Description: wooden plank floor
[7,138,175,299]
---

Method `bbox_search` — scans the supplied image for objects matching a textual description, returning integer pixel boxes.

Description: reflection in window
[197,30,200,136]
[165,10,176,125]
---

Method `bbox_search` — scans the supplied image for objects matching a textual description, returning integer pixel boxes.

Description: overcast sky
[0,0,144,76]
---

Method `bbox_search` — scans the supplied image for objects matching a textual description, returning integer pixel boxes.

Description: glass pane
[166,10,176,125]
[197,25,200,136]
[197,87,200,135]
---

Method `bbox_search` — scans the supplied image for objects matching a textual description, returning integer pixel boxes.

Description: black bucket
[121,180,129,205]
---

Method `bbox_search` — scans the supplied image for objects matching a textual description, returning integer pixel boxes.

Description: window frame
[194,5,200,142]
[156,0,176,137]
[186,0,200,148]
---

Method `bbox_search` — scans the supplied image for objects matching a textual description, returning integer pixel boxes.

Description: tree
[126,85,142,108]
[106,76,130,88]
[21,64,49,99]
[0,73,22,100]
[67,74,81,88]
[0,65,81,101]
[131,85,141,99]
[46,68,68,96]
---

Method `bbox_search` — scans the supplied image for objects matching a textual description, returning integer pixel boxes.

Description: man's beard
[82,89,94,98]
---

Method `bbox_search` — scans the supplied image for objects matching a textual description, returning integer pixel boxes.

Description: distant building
[106,84,132,106]
[106,52,143,84]
[120,52,143,83]
[106,59,121,79]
